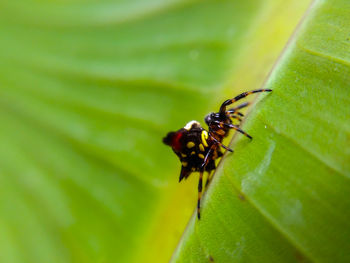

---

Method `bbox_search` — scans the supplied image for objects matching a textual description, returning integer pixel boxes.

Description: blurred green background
[1,0,349,262]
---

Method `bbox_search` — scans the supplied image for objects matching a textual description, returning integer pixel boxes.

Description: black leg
[205,171,213,187]
[201,147,213,170]
[219,89,272,114]
[213,121,252,139]
[198,146,215,219]
[228,102,250,113]
[197,171,203,219]
[225,123,252,139]
[228,114,242,122]
[209,133,233,152]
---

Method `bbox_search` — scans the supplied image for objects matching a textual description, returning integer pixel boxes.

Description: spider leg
[224,110,244,117]
[201,146,214,170]
[227,102,249,120]
[228,102,250,113]
[235,112,244,117]
[205,170,214,187]
[219,89,272,114]
[213,121,252,139]
[209,133,233,152]
[197,146,216,219]
[197,171,203,219]
[228,114,242,122]
[225,123,252,139]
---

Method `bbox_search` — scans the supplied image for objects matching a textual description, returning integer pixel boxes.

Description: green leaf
[172,0,350,262]
[2,0,347,262]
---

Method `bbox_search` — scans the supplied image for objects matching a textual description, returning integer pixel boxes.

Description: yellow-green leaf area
[172,0,350,262]
[0,0,307,262]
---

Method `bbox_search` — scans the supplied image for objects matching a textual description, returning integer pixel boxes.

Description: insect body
[163,89,272,219]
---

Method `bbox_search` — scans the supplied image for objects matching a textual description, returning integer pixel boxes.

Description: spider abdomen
[163,121,220,181]
[163,89,272,219]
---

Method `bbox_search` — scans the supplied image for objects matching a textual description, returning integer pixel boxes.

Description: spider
[163,89,272,219]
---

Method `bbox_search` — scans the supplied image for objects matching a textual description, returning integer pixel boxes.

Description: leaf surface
[0,0,316,262]
[172,0,350,262]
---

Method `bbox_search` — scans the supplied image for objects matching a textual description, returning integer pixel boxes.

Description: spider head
[204,112,215,126]
[205,112,228,126]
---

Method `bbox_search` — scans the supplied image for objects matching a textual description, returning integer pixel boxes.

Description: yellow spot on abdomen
[186,141,195,148]
[199,144,205,152]
[201,131,208,147]
[182,162,188,167]
[198,154,205,159]
[191,151,196,155]
[181,153,187,158]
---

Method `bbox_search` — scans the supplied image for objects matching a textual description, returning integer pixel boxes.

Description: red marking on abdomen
[172,132,183,152]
